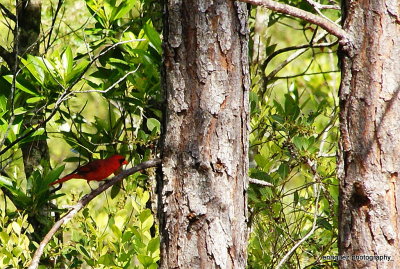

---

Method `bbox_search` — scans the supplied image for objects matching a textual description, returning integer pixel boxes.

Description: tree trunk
[159,1,249,268]
[338,0,400,267]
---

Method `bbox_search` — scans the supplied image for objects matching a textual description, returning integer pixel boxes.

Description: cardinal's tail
[50,174,81,186]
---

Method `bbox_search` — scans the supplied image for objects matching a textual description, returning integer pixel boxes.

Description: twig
[238,0,351,44]
[305,0,336,23]
[273,70,339,79]
[264,41,337,68]
[264,31,330,81]
[305,0,340,10]
[276,181,321,268]
[46,0,64,50]
[28,158,162,269]
[249,177,274,187]
[72,65,140,94]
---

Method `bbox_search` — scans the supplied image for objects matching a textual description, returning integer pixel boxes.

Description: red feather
[50,155,128,186]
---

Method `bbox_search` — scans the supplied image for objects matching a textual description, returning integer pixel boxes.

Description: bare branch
[249,177,274,187]
[305,0,340,10]
[305,0,336,23]
[0,45,13,67]
[264,40,337,68]
[46,0,64,50]
[265,31,330,81]
[238,0,351,43]
[0,3,16,22]
[72,65,140,94]
[28,158,162,269]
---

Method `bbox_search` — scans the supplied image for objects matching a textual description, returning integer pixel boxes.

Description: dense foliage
[0,0,341,268]
[0,0,161,267]
[247,5,340,269]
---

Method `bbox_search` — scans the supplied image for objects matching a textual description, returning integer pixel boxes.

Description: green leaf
[146,118,160,133]
[254,154,268,168]
[20,55,56,86]
[98,254,114,266]
[139,209,154,232]
[141,191,150,205]
[26,96,45,104]
[0,175,13,187]
[277,163,289,180]
[66,59,89,83]
[62,46,73,77]
[317,217,332,230]
[271,114,284,124]
[284,94,300,120]
[77,244,91,259]
[250,170,272,182]
[0,176,30,208]
[293,191,299,206]
[110,224,122,238]
[147,237,160,254]
[110,182,121,199]
[144,22,162,54]
[111,0,136,21]
[272,100,284,115]
[19,128,47,145]
[44,165,65,186]
[20,56,45,85]
[11,222,21,234]
[0,95,6,112]
[3,75,38,96]
[293,136,306,151]
[137,254,154,267]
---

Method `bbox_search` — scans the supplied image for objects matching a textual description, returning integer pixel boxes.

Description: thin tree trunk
[338,0,400,267]
[159,0,249,268]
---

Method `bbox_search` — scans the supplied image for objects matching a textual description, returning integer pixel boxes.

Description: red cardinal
[50,155,128,186]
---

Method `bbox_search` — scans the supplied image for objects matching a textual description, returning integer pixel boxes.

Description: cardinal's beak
[123,160,128,165]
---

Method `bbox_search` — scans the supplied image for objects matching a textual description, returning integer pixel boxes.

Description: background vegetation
[0,0,340,268]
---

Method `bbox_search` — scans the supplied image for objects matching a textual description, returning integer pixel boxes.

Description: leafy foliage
[0,0,161,267]
[247,5,340,268]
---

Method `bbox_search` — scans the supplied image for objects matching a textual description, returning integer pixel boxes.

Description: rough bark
[159,0,249,268]
[338,0,400,268]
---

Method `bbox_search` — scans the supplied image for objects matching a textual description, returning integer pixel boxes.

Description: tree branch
[46,0,64,50]
[0,45,14,67]
[249,177,274,187]
[0,3,16,22]
[264,40,337,68]
[28,158,162,269]
[238,0,351,44]
[305,0,340,11]
[264,31,329,82]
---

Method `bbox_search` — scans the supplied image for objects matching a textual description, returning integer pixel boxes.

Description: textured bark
[338,0,400,268]
[159,0,249,268]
